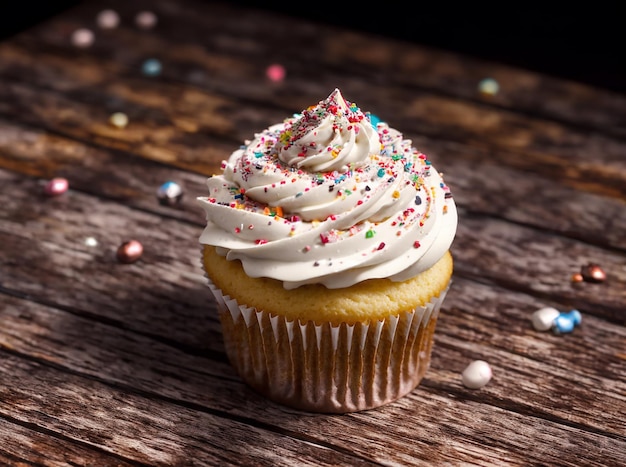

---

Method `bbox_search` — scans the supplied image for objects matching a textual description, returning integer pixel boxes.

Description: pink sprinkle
[266,64,286,82]
[44,177,69,196]
[136,11,158,29]
[71,28,94,48]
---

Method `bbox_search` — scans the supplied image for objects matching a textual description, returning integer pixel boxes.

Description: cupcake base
[208,279,448,413]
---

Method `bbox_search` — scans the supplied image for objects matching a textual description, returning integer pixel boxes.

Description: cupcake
[197,89,457,413]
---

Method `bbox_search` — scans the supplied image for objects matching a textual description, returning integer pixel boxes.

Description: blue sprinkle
[142,58,162,76]
[367,112,382,129]
[415,195,422,205]
[563,309,582,326]
[552,315,575,334]
[551,309,582,335]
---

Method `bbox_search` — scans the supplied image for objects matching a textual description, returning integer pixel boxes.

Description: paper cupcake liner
[207,278,449,413]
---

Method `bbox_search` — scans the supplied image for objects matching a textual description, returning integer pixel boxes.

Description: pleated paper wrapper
[207,278,449,413]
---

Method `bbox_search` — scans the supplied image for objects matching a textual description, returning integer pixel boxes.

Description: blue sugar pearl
[157,181,183,205]
[563,309,582,326]
[552,315,575,334]
[142,58,162,76]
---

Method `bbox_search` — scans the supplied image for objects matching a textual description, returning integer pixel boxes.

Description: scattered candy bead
[478,77,499,96]
[266,64,286,82]
[531,307,560,331]
[44,177,69,196]
[142,58,162,76]
[85,237,98,247]
[109,112,129,129]
[580,263,606,283]
[461,360,492,389]
[96,9,120,29]
[532,306,582,335]
[552,309,582,335]
[156,181,183,205]
[135,11,158,29]
[116,240,143,264]
[71,28,94,48]
[571,272,584,283]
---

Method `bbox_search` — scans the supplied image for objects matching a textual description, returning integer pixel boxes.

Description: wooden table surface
[1,1,625,465]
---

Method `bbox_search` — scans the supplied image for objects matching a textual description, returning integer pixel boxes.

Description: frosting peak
[275,89,381,173]
[198,89,457,289]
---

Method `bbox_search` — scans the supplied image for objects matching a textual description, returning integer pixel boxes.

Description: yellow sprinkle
[392,191,400,198]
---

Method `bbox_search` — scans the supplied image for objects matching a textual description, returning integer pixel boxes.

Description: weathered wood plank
[2,278,624,436]
[0,418,138,467]
[0,355,375,467]
[1,1,625,465]
[1,351,623,467]
[14,0,626,138]
[1,20,626,199]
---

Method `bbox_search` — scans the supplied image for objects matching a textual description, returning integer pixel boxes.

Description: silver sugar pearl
[157,181,183,205]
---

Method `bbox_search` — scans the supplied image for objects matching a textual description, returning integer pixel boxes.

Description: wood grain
[0,0,624,465]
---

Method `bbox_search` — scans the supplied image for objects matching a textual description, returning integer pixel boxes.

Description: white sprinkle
[96,9,120,29]
[135,11,158,29]
[71,28,94,48]
[461,360,492,389]
[85,237,98,247]
[531,306,560,331]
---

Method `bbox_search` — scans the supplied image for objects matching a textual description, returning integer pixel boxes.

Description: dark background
[1,2,624,95]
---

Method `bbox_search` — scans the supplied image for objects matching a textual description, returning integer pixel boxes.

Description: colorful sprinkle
[156,181,183,205]
[580,263,606,283]
[116,240,143,263]
[461,360,492,389]
[266,64,286,82]
[478,78,499,96]
[96,9,120,29]
[71,28,94,48]
[142,58,162,76]
[44,177,69,196]
[109,112,129,128]
[552,310,582,335]
[135,11,158,29]
[367,113,381,128]
[531,307,560,331]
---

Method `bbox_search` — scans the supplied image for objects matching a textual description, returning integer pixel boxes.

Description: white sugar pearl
[135,11,158,29]
[462,360,492,389]
[531,306,560,331]
[97,9,120,29]
[71,28,94,48]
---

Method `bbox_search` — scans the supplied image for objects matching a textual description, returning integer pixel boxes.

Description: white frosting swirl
[198,89,457,289]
